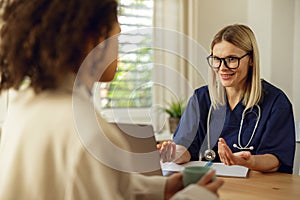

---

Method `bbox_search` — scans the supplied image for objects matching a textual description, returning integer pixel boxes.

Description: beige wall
[293,0,300,121]
[248,0,299,122]
[196,0,247,51]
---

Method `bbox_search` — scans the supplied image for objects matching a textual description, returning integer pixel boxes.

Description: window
[98,0,154,110]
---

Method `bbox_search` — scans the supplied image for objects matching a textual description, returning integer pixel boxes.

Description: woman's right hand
[164,170,224,200]
[157,141,176,162]
[197,170,224,196]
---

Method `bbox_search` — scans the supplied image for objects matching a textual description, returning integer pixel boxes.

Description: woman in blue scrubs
[158,24,296,174]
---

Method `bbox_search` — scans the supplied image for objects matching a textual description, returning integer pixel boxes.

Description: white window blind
[99,0,153,109]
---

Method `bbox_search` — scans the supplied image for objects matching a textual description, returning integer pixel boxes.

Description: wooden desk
[219,170,300,200]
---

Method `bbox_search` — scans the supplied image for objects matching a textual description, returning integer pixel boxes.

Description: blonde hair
[208,24,261,110]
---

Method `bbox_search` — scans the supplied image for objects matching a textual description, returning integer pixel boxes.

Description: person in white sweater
[0,0,224,199]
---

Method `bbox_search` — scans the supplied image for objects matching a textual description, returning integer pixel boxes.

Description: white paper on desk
[161,161,249,178]
[161,162,185,172]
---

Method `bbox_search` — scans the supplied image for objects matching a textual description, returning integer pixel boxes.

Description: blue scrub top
[173,80,296,174]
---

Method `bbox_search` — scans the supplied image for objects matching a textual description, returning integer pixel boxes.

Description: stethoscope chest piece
[204,149,216,161]
[203,104,261,161]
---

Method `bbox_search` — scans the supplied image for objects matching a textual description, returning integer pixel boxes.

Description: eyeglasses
[206,53,250,69]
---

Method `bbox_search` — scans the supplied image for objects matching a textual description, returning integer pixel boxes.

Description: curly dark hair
[0,0,118,93]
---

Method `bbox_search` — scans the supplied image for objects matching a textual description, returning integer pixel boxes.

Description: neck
[225,87,244,110]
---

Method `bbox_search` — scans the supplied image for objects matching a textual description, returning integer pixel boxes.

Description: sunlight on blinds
[99,0,153,108]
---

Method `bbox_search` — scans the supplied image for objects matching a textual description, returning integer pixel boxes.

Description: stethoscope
[204,104,261,161]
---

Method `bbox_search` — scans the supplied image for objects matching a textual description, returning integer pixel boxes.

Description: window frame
[97,0,154,124]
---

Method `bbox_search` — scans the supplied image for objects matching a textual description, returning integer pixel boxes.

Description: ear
[248,56,253,67]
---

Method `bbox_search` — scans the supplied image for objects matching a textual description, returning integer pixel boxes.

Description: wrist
[174,146,190,164]
[246,154,255,169]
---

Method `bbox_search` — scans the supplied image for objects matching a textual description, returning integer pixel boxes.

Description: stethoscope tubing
[235,105,261,150]
[204,104,261,160]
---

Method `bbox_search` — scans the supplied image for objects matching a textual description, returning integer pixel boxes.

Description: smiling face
[212,40,251,92]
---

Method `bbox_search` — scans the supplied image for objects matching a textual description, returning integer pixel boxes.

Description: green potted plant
[162,99,186,133]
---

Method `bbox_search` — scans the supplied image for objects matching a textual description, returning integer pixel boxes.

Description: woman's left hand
[218,138,251,166]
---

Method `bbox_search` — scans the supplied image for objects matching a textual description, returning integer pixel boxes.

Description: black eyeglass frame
[206,53,250,69]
